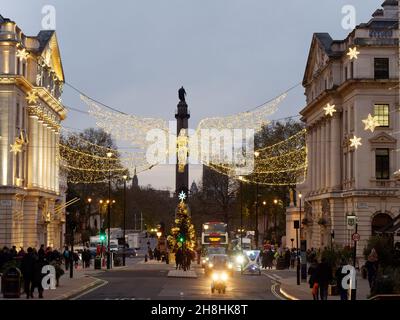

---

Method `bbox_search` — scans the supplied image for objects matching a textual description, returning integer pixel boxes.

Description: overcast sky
[1,0,382,190]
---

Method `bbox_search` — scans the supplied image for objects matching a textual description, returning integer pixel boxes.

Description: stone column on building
[37,121,44,188]
[46,126,51,190]
[321,121,326,190]
[306,128,313,190]
[22,196,39,248]
[28,115,38,187]
[316,124,321,191]
[331,113,341,189]
[325,120,331,189]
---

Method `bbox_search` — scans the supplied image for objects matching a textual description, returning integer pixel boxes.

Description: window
[374,58,389,79]
[374,104,390,127]
[376,149,390,180]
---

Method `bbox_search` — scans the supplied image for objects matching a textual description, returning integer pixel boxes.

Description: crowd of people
[0,245,64,299]
[260,246,297,269]
[174,247,195,271]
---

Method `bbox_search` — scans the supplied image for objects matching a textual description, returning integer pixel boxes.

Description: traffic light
[99,228,106,242]
[178,234,185,243]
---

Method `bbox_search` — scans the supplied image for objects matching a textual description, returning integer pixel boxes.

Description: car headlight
[208,263,214,268]
[236,255,244,264]
[221,272,228,281]
[212,273,219,281]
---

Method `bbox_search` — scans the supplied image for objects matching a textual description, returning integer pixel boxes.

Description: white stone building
[286,1,400,258]
[0,15,67,249]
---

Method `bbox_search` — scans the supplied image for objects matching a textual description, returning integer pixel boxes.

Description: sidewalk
[0,265,113,300]
[278,274,371,300]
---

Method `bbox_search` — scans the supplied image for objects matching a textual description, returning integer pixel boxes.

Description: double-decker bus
[201,222,228,247]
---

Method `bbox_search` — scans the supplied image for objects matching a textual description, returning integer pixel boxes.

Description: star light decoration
[362,114,380,133]
[323,103,336,117]
[178,191,187,202]
[347,47,360,60]
[26,91,38,104]
[16,48,29,61]
[350,136,362,149]
[10,140,23,154]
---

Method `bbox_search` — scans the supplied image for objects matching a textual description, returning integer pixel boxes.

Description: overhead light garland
[205,129,307,186]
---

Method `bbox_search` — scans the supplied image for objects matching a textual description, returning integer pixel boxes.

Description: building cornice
[0,75,67,120]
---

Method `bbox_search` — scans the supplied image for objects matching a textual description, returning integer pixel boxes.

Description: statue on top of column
[178,86,186,102]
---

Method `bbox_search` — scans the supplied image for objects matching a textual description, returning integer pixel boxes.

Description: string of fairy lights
[10,44,394,186]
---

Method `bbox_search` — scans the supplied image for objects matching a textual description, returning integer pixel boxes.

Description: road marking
[279,287,299,300]
[70,279,109,300]
[270,283,286,300]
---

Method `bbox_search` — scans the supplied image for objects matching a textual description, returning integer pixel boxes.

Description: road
[75,259,289,300]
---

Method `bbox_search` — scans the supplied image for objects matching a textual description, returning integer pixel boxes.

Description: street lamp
[273,199,278,243]
[87,198,92,232]
[298,192,302,240]
[106,151,112,269]
[254,151,260,249]
[262,201,267,241]
[156,231,162,238]
[238,176,244,251]
[122,174,128,266]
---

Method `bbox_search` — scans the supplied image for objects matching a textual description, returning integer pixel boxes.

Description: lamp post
[87,198,92,232]
[262,201,267,241]
[273,199,278,244]
[298,192,302,240]
[254,151,260,249]
[239,176,244,251]
[122,175,128,267]
[106,151,113,269]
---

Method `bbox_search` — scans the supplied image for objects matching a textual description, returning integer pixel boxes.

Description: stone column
[28,116,38,187]
[331,114,341,189]
[37,121,44,188]
[50,130,55,191]
[312,127,317,192]
[316,124,321,191]
[46,127,51,190]
[321,121,326,190]
[306,128,313,190]
[325,120,331,189]
[55,130,60,194]
[23,196,39,248]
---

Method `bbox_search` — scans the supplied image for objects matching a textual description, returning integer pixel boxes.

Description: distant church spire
[131,167,139,189]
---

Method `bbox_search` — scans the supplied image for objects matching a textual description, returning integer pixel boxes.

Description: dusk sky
[1,0,381,190]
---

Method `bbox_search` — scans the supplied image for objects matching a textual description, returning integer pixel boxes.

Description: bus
[201,222,228,246]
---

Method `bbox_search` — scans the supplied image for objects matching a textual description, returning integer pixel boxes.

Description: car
[116,247,137,257]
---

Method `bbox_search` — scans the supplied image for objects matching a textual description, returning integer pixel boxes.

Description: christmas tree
[168,201,196,251]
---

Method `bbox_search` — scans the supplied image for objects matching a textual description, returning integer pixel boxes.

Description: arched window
[371,213,393,235]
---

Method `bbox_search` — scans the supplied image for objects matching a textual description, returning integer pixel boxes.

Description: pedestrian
[365,248,379,290]
[32,252,46,299]
[20,247,36,299]
[335,259,348,300]
[10,246,17,258]
[63,246,70,270]
[290,249,296,269]
[284,248,291,269]
[38,244,45,260]
[175,247,183,270]
[308,258,319,300]
[315,257,333,300]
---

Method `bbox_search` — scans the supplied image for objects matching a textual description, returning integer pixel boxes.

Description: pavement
[0,257,140,300]
[261,268,371,300]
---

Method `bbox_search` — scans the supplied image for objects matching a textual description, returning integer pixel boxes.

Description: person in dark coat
[175,247,183,270]
[31,254,46,298]
[20,247,37,299]
[315,257,333,300]
[308,258,319,300]
[38,244,45,260]
[284,249,291,269]
[63,246,70,270]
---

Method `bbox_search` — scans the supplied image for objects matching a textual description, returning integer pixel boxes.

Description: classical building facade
[0,15,67,249]
[286,1,400,257]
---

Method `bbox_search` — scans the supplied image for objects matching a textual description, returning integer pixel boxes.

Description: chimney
[381,0,399,19]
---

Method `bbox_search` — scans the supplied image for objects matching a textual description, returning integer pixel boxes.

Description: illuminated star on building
[10,142,23,154]
[323,103,336,117]
[16,48,29,61]
[347,47,360,60]
[350,136,362,149]
[26,91,38,104]
[362,114,380,132]
[178,191,187,202]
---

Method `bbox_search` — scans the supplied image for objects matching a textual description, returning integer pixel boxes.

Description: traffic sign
[352,233,360,241]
